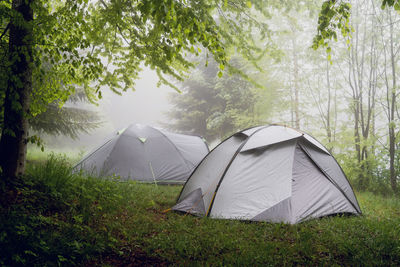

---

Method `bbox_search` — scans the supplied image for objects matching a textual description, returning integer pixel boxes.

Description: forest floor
[0,154,399,266]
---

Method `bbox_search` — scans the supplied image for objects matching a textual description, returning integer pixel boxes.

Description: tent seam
[206,125,271,217]
[155,128,195,175]
[270,123,330,155]
[103,131,135,177]
[73,137,115,169]
[289,139,301,223]
[174,126,260,203]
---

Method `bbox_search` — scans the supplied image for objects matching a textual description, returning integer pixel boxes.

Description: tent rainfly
[172,125,361,224]
[74,124,209,183]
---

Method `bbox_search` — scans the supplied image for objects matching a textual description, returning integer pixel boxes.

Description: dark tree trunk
[389,126,396,193]
[0,0,33,178]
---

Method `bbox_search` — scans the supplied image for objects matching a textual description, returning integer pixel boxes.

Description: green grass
[1,155,399,266]
[27,146,86,165]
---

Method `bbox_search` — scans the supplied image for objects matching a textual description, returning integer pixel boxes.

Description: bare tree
[342,0,379,189]
[376,6,400,193]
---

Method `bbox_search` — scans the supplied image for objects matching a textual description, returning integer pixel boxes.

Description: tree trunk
[325,59,332,145]
[0,0,33,178]
[389,126,396,192]
[292,37,300,130]
[388,11,397,193]
[354,102,361,162]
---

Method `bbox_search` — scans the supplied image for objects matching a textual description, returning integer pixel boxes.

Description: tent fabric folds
[74,124,209,183]
[172,125,361,224]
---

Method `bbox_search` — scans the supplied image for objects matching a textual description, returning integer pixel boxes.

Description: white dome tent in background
[172,124,362,224]
[74,124,209,184]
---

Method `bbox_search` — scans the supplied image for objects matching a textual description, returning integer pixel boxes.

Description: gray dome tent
[172,125,361,224]
[75,124,209,183]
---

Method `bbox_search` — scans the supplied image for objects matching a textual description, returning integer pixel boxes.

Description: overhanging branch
[0,23,10,42]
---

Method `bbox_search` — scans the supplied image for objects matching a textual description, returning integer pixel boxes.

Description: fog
[34,0,400,184]
[99,69,173,130]
[41,68,177,153]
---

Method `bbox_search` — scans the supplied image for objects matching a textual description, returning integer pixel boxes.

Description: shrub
[0,155,125,266]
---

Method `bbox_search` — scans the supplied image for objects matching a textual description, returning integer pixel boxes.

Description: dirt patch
[85,247,170,266]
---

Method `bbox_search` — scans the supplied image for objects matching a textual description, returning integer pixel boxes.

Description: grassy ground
[1,154,399,266]
[26,146,86,165]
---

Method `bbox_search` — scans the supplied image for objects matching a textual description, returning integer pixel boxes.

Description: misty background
[39,68,174,153]
[29,0,400,194]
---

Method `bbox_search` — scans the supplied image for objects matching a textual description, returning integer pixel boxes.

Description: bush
[0,155,126,266]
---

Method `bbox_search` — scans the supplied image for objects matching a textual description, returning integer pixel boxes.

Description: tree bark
[0,0,33,178]
[388,11,397,193]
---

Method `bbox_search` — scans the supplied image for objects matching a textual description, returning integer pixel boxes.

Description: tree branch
[0,23,10,42]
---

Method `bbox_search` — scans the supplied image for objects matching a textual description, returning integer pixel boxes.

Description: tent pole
[149,161,157,187]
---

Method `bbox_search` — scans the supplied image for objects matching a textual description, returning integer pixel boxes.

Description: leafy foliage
[0,0,270,119]
[382,0,400,10]
[314,0,400,52]
[312,0,352,52]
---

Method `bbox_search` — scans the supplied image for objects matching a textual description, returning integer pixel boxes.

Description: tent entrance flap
[291,145,358,223]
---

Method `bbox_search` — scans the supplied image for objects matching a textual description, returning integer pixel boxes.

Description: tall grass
[0,154,169,266]
[1,155,399,266]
